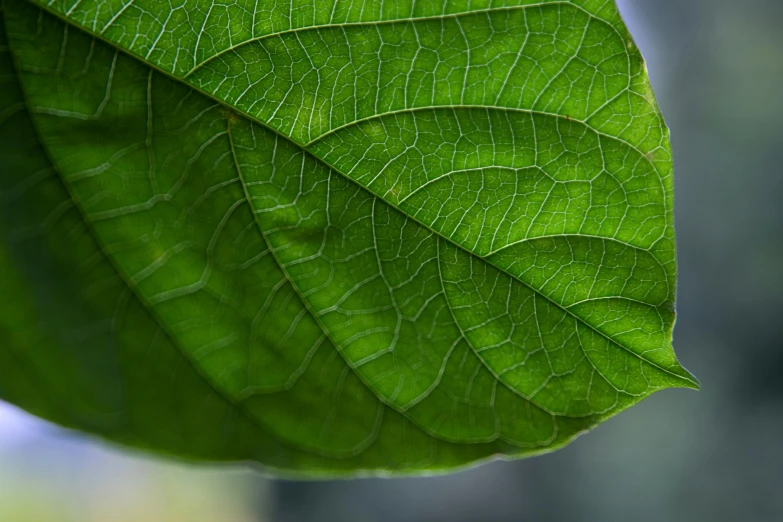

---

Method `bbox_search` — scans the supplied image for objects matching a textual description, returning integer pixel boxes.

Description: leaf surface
[0,0,697,474]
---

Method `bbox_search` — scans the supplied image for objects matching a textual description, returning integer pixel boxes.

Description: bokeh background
[2,0,781,520]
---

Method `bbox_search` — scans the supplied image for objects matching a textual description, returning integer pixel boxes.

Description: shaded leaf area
[0,0,696,474]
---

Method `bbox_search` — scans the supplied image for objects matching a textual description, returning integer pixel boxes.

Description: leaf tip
[677,367,701,391]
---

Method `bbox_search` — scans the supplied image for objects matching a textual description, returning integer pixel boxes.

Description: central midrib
[24,0,697,389]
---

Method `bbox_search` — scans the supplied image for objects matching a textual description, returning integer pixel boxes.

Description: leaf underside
[0,0,697,475]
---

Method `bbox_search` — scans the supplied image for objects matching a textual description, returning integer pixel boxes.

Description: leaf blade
[0,0,697,474]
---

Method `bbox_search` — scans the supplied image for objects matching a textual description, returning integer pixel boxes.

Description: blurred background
[2,0,782,520]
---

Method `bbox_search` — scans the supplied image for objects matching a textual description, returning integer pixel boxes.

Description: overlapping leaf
[0,0,696,474]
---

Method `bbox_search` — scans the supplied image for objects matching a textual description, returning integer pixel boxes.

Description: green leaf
[0,0,697,474]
